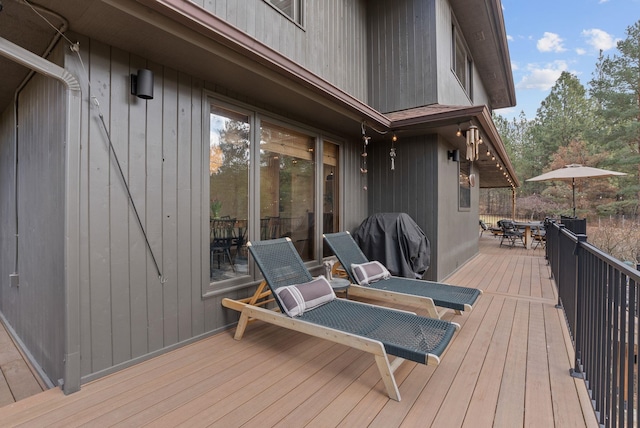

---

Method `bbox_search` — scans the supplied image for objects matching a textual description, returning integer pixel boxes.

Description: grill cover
[353,213,430,279]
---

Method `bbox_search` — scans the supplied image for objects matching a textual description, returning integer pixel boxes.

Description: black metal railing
[547,221,639,427]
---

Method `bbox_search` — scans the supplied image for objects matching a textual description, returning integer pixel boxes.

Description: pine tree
[589,20,640,215]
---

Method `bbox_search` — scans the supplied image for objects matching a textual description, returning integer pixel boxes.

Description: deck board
[525,302,554,426]
[462,298,515,427]
[0,236,598,427]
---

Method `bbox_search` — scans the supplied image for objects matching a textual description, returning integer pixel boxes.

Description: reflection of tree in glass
[279,156,314,218]
[210,119,249,219]
[212,121,249,173]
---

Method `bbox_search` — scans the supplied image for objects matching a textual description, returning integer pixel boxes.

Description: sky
[495,0,640,121]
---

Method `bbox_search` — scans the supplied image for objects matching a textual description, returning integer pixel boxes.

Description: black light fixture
[447,149,460,162]
[130,69,154,99]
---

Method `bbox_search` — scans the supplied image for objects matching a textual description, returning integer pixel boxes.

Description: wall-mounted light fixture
[447,149,460,162]
[130,69,154,99]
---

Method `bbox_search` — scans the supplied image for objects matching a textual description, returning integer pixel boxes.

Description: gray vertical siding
[435,0,470,106]
[366,135,440,280]
[436,137,479,278]
[61,36,214,378]
[367,0,438,113]
[195,0,369,103]
[0,70,67,383]
[339,137,369,232]
[434,0,490,107]
[0,107,13,309]
[53,36,365,381]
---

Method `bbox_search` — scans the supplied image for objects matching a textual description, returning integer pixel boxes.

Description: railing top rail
[549,221,640,281]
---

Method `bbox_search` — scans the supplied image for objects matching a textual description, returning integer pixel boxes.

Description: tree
[528,72,595,178]
[493,111,535,192]
[589,20,640,215]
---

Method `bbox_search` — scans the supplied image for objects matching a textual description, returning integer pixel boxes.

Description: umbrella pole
[572,177,576,218]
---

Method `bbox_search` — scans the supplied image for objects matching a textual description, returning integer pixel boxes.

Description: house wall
[0,0,494,387]
[436,138,479,278]
[192,0,369,103]
[366,134,440,280]
[366,0,494,113]
[367,0,438,113]
[0,106,12,314]
[0,69,67,383]
[62,35,263,379]
[0,33,369,384]
[366,135,479,281]
[435,0,491,107]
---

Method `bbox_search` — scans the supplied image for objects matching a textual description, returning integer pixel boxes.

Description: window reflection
[260,122,315,261]
[209,106,250,282]
[322,141,339,257]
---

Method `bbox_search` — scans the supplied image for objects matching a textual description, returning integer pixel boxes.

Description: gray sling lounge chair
[221,238,459,401]
[323,231,482,319]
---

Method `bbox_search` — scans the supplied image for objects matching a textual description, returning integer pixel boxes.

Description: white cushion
[274,275,336,317]
[351,261,391,285]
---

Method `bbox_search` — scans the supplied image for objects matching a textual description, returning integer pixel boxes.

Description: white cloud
[507,34,514,41]
[537,32,566,53]
[511,61,519,71]
[576,48,586,55]
[516,61,568,90]
[582,28,618,51]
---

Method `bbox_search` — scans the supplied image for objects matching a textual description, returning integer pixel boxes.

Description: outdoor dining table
[513,221,543,250]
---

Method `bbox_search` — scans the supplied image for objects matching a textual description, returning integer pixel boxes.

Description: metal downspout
[0,36,82,394]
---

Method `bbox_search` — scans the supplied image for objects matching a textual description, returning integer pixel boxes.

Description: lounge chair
[323,231,482,319]
[479,220,502,238]
[221,238,459,401]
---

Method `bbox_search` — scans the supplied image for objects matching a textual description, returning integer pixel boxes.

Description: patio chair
[221,238,459,402]
[210,218,237,273]
[499,220,524,248]
[323,231,482,319]
[532,224,546,249]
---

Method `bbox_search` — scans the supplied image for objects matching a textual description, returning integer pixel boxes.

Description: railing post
[554,224,565,306]
[570,234,587,379]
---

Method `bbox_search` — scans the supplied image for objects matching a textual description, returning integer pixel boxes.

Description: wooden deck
[0,235,599,427]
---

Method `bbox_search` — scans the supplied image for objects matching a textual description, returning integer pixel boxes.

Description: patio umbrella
[526,164,626,218]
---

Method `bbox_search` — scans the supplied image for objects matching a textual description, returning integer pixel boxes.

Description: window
[208,100,338,285]
[267,0,303,25]
[459,160,471,210]
[260,121,315,261]
[209,106,250,282]
[322,141,340,257]
[452,25,473,97]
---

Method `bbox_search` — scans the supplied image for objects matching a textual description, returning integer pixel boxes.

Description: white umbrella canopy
[526,164,627,217]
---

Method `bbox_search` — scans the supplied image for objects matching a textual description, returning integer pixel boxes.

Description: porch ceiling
[0,0,516,188]
[388,104,519,188]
